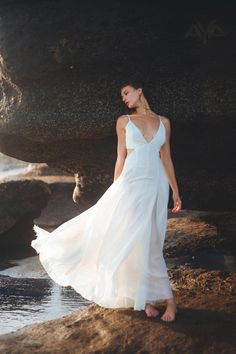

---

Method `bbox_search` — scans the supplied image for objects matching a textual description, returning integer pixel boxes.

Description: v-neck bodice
[125,114,166,150]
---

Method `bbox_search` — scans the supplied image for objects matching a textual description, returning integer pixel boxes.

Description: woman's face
[121,85,141,109]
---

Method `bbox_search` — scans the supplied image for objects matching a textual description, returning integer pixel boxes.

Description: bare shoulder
[159,115,170,124]
[116,114,128,123]
[116,114,128,130]
[159,115,171,130]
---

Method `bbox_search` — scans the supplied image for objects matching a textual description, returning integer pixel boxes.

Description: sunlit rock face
[0,0,235,209]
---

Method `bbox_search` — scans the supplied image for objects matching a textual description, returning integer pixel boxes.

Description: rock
[170,266,236,296]
[0,1,235,210]
[0,180,51,249]
[0,267,235,353]
[33,181,87,230]
[164,209,236,257]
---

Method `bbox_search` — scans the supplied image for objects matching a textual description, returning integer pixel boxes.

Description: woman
[117,81,181,321]
[31,81,181,322]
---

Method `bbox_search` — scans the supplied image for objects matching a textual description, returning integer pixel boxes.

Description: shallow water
[0,274,92,335]
[0,248,235,336]
[0,254,93,335]
[0,152,33,179]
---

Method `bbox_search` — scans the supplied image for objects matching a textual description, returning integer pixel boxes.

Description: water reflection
[0,248,235,336]
[0,275,92,335]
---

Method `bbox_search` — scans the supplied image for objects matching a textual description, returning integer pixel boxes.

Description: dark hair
[119,80,150,114]
[119,79,145,93]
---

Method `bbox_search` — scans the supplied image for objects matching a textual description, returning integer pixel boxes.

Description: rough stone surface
[0,267,235,354]
[0,1,235,210]
[165,209,236,257]
[0,180,51,248]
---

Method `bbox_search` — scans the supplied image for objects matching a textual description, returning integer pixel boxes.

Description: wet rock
[0,180,51,249]
[0,267,235,353]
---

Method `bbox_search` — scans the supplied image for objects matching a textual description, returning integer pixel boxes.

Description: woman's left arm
[159,116,182,213]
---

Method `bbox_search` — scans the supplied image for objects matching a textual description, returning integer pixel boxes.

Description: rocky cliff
[0,0,235,209]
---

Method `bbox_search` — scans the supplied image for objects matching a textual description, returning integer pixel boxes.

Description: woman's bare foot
[161,298,177,322]
[145,303,160,317]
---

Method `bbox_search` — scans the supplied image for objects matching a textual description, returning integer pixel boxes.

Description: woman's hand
[171,192,182,213]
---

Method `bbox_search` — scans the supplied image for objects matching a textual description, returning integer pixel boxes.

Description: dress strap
[126,114,130,121]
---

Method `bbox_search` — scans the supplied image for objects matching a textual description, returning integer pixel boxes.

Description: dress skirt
[31,143,173,310]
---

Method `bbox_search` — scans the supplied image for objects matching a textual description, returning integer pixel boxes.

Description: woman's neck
[133,105,152,115]
[133,108,153,116]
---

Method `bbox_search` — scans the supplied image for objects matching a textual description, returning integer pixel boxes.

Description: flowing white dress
[31,114,173,310]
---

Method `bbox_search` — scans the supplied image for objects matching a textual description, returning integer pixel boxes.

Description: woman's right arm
[113,116,127,181]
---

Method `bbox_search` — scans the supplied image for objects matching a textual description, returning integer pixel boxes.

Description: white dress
[31,114,173,311]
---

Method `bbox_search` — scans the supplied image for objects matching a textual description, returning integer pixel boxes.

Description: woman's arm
[113,116,127,181]
[160,116,182,213]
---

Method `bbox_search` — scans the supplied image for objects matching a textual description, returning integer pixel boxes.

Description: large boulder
[0,180,51,249]
[0,0,235,209]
